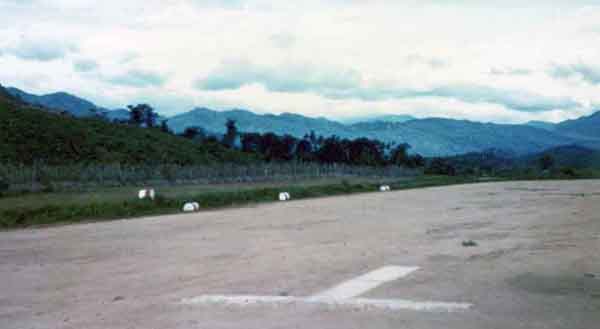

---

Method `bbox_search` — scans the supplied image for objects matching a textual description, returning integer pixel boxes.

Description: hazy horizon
[2,1,600,124]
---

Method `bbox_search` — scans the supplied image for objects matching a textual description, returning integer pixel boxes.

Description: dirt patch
[468,246,520,261]
[467,232,510,241]
[505,188,560,192]
[241,219,339,232]
[426,221,494,236]
[427,254,462,263]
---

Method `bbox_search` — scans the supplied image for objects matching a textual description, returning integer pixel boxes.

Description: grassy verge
[0,175,485,229]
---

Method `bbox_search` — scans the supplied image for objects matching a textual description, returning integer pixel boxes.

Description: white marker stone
[182,203,197,212]
[138,188,156,200]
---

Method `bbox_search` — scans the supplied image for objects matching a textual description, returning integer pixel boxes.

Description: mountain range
[167,108,599,156]
[6,86,600,157]
[6,87,104,117]
[6,87,129,120]
[338,114,417,124]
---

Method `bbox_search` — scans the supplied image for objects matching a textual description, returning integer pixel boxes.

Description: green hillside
[0,86,253,165]
[522,145,600,169]
[556,111,600,139]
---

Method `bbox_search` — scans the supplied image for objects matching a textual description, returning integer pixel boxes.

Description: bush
[559,167,577,178]
[425,158,456,176]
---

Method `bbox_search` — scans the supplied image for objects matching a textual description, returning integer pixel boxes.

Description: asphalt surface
[1,180,599,329]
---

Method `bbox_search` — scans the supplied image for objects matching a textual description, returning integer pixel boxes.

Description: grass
[0,94,254,165]
[0,175,482,229]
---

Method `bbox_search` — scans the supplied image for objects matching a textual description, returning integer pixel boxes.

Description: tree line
[122,104,426,168]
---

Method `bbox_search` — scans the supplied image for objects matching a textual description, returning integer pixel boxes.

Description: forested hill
[6,87,102,117]
[555,111,600,139]
[6,85,600,157]
[168,108,580,156]
[0,86,252,165]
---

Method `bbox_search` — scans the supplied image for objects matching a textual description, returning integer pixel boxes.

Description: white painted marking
[179,265,472,313]
[312,266,419,300]
[180,295,472,312]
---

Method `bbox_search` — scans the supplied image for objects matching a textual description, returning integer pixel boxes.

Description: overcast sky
[1,0,600,123]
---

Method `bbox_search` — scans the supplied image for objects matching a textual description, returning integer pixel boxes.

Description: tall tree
[222,119,238,148]
[317,136,347,164]
[127,104,157,127]
[160,120,172,134]
[241,133,262,153]
[144,106,158,128]
[390,143,411,166]
[425,158,456,176]
[295,139,313,162]
[309,130,318,148]
[181,126,204,140]
[127,104,144,126]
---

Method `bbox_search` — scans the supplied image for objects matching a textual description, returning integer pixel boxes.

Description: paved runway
[1,180,599,328]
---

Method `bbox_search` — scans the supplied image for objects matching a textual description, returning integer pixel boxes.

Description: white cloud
[550,62,600,85]
[0,37,77,61]
[1,0,600,123]
[107,69,168,88]
[73,59,98,72]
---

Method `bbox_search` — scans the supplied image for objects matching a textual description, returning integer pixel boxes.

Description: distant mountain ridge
[0,85,250,165]
[350,118,577,156]
[340,114,416,124]
[525,113,600,140]
[6,87,103,117]
[167,107,582,156]
[167,107,355,138]
[443,144,600,175]
[6,87,127,119]
[555,111,600,139]
[526,120,556,131]
[6,85,600,157]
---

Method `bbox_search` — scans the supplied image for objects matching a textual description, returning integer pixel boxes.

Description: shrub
[559,167,577,178]
[425,158,457,176]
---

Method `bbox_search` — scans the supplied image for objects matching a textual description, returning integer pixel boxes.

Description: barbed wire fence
[0,162,420,192]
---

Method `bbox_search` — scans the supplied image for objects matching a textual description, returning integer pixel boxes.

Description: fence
[0,162,419,192]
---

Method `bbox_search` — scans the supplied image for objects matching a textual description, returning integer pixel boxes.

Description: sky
[1,0,600,123]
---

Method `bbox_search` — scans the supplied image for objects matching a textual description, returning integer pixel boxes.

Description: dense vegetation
[0,85,423,194]
[2,83,600,229]
[8,85,600,156]
[1,84,425,169]
[0,86,252,165]
[4,83,600,180]
[167,107,591,156]
[435,146,600,178]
